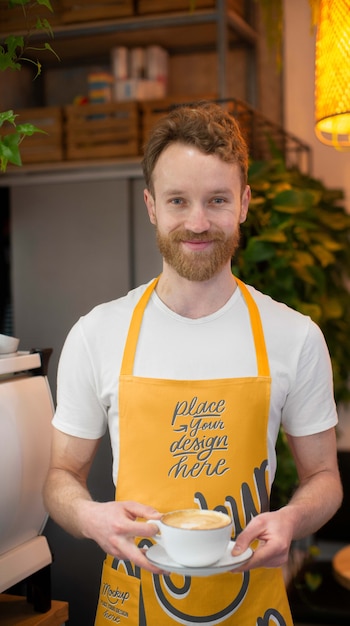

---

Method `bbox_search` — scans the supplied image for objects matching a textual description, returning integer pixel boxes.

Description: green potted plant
[0,0,58,171]
[232,155,350,505]
[233,156,350,403]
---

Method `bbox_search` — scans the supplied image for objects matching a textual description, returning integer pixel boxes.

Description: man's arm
[43,428,163,573]
[231,427,343,570]
[283,427,342,539]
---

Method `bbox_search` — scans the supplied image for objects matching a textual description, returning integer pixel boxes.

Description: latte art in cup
[148,508,233,567]
[162,509,231,530]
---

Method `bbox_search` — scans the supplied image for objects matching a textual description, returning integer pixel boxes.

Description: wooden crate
[64,102,139,160]
[141,98,180,147]
[227,0,246,18]
[140,94,216,147]
[3,107,64,164]
[0,0,62,32]
[137,0,215,15]
[61,0,134,23]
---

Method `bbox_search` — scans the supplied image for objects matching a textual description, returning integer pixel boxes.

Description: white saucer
[0,352,18,358]
[145,541,253,577]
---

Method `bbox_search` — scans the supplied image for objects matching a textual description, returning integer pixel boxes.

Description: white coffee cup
[148,508,232,567]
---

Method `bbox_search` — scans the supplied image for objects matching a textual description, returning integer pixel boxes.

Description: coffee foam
[163,509,230,530]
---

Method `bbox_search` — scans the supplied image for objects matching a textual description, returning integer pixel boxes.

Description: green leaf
[304,571,322,592]
[4,35,24,57]
[0,55,21,71]
[270,182,292,195]
[321,298,343,320]
[249,196,268,208]
[274,203,306,215]
[36,17,54,37]
[251,182,271,194]
[44,42,60,61]
[273,189,318,213]
[317,209,350,230]
[290,263,316,286]
[9,0,31,6]
[310,244,336,267]
[0,35,24,71]
[311,232,344,251]
[255,229,287,243]
[0,133,22,167]
[36,0,53,11]
[16,122,46,137]
[248,160,272,181]
[306,264,327,291]
[296,302,322,322]
[0,110,17,127]
[291,250,315,266]
[268,212,293,231]
[293,226,312,245]
[243,238,276,263]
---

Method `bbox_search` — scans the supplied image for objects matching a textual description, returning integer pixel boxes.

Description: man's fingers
[110,536,163,574]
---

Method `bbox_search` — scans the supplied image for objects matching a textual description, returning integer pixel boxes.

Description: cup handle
[146,519,164,547]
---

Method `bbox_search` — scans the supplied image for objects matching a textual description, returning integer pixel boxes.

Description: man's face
[144,142,250,282]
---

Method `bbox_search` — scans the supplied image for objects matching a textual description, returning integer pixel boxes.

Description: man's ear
[144,189,156,225]
[239,185,251,224]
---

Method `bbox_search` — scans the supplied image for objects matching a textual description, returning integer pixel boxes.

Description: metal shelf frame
[0,0,258,103]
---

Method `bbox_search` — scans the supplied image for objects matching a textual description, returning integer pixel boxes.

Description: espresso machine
[0,348,54,611]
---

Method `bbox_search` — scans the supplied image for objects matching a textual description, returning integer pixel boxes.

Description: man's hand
[79,499,164,573]
[230,509,293,572]
[230,428,342,573]
[44,432,165,573]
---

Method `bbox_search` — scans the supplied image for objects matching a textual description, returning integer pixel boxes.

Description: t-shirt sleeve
[281,319,338,437]
[52,319,108,439]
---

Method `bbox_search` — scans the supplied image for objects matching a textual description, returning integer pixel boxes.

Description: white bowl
[0,335,20,355]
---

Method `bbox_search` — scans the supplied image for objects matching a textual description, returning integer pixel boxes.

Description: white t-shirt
[53,280,338,485]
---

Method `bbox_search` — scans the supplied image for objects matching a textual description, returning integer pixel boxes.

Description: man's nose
[184,204,210,233]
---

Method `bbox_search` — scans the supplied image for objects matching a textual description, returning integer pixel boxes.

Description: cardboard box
[114,79,166,102]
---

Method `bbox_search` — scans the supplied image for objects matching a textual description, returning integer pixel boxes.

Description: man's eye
[170,198,183,205]
[211,197,226,205]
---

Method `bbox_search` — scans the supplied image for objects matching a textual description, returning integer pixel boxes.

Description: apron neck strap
[121,277,159,376]
[234,278,270,377]
[120,276,270,377]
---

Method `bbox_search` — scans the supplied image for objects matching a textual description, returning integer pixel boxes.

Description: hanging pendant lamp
[315,0,350,150]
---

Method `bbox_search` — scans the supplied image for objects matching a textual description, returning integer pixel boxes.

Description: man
[44,102,342,626]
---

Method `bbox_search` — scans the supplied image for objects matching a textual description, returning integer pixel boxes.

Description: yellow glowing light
[315,0,350,150]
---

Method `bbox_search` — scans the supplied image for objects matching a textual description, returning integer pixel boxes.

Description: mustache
[170,229,227,242]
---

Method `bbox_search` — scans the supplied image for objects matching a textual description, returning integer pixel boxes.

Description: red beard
[156,227,240,281]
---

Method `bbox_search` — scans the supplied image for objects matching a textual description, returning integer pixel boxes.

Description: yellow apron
[95,277,293,626]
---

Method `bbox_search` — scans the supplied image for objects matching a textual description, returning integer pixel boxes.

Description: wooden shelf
[0,1,258,100]
[0,1,260,179]
[0,594,68,626]
[0,5,257,64]
[0,157,143,186]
